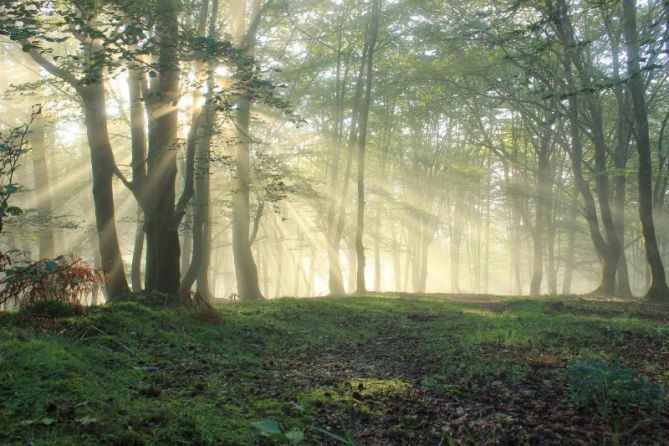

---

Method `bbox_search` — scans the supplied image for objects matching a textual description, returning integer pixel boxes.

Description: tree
[622,0,669,301]
[354,0,381,293]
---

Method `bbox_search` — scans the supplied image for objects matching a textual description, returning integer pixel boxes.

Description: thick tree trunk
[143,0,181,295]
[623,0,669,301]
[555,0,621,295]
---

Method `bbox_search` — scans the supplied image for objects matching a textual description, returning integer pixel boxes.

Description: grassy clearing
[0,294,668,445]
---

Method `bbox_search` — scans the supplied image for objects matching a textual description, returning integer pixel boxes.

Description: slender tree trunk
[484,156,491,293]
[392,223,401,291]
[81,84,130,298]
[232,95,264,300]
[419,228,430,293]
[562,192,578,294]
[181,204,192,277]
[623,0,669,301]
[128,59,147,293]
[325,29,348,296]
[530,117,552,296]
[411,227,422,292]
[546,216,558,295]
[374,215,381,291]
[354,0,380,293]
[230,0,264,301]
[332,43,369,294]
[347,242,357,292]
[131,206,144,292]
[196,189,212,300]
[450,207,462,293]
[182,0,218,299]
[30,114,55,259]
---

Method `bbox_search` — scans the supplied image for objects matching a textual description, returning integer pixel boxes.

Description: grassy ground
[1,294,668,445]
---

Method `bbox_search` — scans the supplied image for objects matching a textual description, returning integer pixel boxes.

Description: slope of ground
[0,294,668,445]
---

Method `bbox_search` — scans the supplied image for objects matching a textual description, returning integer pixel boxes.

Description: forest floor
[1,293,669,445]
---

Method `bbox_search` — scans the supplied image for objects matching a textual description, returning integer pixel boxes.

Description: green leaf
[44,261,60,272]
[5,206,22,216]
[40,417,55,425]
[251,419,282,436]
[285,429,305,445]
[75,416,97,426]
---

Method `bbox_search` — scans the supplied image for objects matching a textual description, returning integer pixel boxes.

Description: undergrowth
[0,295,667,445]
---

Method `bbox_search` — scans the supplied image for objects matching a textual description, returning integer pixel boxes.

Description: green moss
[0,295,667,444]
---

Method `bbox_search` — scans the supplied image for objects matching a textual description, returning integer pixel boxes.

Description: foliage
[251,418,304,445]
[0,105,100,310]
[0,105,40,231]
[0,256,100,309]
[566,358,665,419]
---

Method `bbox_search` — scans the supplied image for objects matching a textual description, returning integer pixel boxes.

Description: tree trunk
[81,84,131,299]
[450,210,462,293]
[392,223,401,291]
[182,0,218,300]
[30,114,55,259]
[419,229,430,293]
[325,28,348,296]
[230,0,265,301]
[374,217,381,291]
[562,192,578,294]
[530,115,552,296]
[622,0,669,301]
[610,19,634,297]
[555,0,621,294]
[143,0,181,295]
[128,61,147,293]
[131,206,144,292]
[181,204,192,277]
[232,95,264,300]
[354,0,380,294]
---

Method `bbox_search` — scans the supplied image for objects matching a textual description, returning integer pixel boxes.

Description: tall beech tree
[622,0,669,301]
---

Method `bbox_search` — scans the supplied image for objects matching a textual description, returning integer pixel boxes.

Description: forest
[1,0,669,444]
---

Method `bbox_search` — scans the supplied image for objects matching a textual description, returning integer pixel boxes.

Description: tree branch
[28,50,81,93]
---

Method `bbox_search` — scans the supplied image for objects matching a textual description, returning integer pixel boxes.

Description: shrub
[566,358,665,419]
[0,256,100,309]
